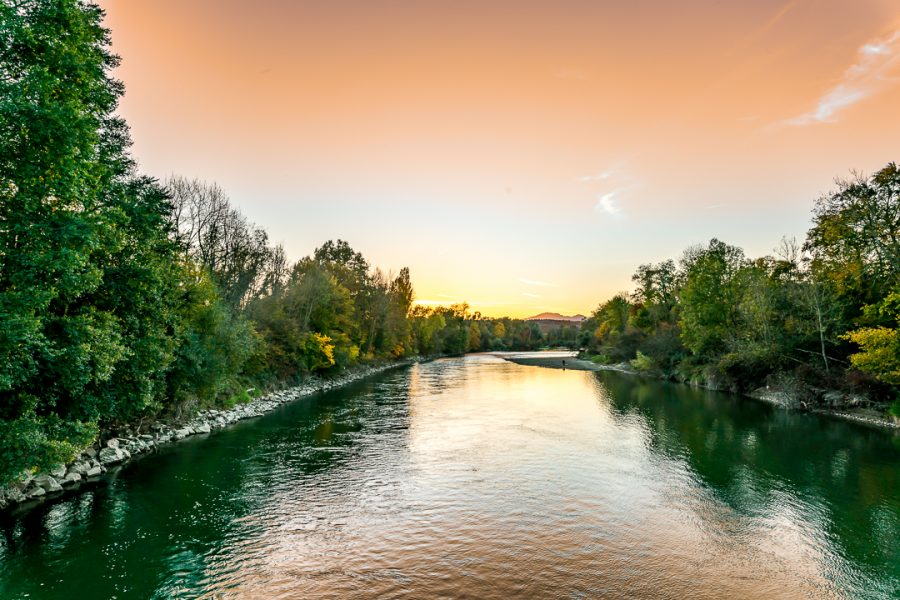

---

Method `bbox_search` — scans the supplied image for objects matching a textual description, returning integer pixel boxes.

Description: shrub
[631,351,658,374]
[0,416,97,484]
[889,399,900,420]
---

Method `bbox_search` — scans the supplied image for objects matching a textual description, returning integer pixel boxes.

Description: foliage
[0,415,97,484]
[804,164,900,310]
[677,239,745,358]
[167,176,285,308]
[165,265,259,410]
[631,351,658,374]
[889,400,900,420]
[844,292,900,385]
[4,0,897,485]
[580,166,900,406]
[0,0,185,478]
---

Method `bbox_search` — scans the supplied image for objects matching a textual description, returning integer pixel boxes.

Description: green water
[1,355,898,598]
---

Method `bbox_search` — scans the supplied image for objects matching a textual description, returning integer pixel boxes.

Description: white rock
[69,462,89,476]
[98,446,124,465]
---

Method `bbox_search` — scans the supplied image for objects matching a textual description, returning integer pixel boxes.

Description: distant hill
[525,312,587,323]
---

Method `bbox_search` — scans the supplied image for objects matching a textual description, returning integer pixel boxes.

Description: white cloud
[862,43,890,56]
[595,190,624,216]
[577,166,638,217]
[789,29,900,125]
[577,172,612,182]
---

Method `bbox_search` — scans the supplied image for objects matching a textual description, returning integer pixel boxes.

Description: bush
[221,389,253,409]
[631,351,659,374]
[889,399,900,420]
[716,346,780,392]
[0,415,97,484]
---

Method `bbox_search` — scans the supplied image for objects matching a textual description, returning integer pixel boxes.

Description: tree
[165,264,258,414]
[410,306,446,355]
[467,322,482,352]
[383,268,414,357]
[844,291,900,385]
[677,239,745,358]
[804,164,900,314]
[0,0,187,480]
[167,175,278,309]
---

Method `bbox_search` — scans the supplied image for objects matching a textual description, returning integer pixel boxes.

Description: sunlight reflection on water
[2,355,899,599]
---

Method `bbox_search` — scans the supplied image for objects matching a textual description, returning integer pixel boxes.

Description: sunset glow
[101,0,900,317]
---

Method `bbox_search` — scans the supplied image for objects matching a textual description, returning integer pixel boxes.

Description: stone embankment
[508,353,900,431]
[0,360,414,512]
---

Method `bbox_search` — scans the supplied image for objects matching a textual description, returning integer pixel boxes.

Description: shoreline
[499,353,900,431]
[0,359,421,515]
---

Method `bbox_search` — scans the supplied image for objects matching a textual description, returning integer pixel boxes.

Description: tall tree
[0,0,185,480]
[677,239,745,358]
[804,164,900,316]
[167,175,277,309]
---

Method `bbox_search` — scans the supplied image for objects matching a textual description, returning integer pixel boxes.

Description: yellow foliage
[845,327,900,385]
[311,333,335,367]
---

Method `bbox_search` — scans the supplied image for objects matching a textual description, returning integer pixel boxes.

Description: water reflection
[0,356,898,599]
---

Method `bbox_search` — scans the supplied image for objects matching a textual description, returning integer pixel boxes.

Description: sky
[99,0,900,318]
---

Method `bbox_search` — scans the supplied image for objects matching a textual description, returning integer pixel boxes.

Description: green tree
[677,239,745,358]
[467,321,482,352]
[844,291,900,385]
[804,164,900,317]
[165,264,258,414]
[0,0,187,480]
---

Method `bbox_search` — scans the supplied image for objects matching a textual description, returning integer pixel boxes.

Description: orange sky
[99,0,900,317]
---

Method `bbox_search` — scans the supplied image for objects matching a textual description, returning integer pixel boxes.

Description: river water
[1,355,899,599]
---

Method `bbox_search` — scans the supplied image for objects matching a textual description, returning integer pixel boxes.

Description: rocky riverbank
[0,360,417,513]
[499,353,900,431]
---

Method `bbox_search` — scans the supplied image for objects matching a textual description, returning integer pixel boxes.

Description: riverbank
[0,359,419,514]
[497,351,630,374]
[499,352,900,431]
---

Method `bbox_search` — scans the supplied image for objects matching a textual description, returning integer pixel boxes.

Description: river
[1,354,898,598]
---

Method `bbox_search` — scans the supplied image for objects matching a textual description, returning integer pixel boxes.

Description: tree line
[2,1,896,486]
[0,1,556,484]
[579,163,900,414]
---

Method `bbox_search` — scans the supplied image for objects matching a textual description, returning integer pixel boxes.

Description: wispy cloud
[595,191,622,216]
[594,185,639,217]
[577,172,612,182]
[519,278,557,288]
[577,166,638,217]
[522,292,542,298]
[755,0,800,42]
[788,29,900,125]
